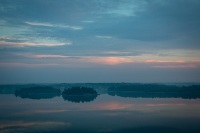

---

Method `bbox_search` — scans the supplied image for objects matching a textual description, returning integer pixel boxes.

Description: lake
[0,83,200,133]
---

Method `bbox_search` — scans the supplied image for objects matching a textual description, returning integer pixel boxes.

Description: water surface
[0,84,200,133]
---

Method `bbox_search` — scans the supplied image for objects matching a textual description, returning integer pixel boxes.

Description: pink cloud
[2,52,200,68]
[17,54,134,65]
[84,57,134,65]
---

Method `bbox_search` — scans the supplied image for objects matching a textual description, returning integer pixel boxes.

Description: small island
[62,87,98,103]
[15,86,61,99]
[108,84,200,99]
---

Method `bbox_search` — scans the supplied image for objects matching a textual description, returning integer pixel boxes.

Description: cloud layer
[0,0,200,83]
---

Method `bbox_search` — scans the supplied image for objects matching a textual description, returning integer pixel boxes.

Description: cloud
[0,36,71,48]
[19,53,69,59]
[2,56,200,69]
[25,21,83,30]
[144,60,186,63]
[10,52,200,67]
[102,5,137,17]
[0,62,59,67]
[98,0,147,17]
[96,35,112,39]
[0,36,13,40]
[85,56,133,65]
[81,20,94,23]
[30,54,68,58]
[24,21,53,27]
[152,65,197,69]
[64,25,83,30]
[100,51,132,56]
[12,53,134,65]
[144,60,200,69]
[0,0,200,83]
[83,0,200,45]
[0,40,67,47]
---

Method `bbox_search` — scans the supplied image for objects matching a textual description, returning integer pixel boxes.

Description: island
[15,86,61,99]
[108,84,200,99]
[62,87,98,103]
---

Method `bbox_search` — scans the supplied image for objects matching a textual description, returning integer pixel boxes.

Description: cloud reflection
[92,102,133,110]
[0,121,71,133]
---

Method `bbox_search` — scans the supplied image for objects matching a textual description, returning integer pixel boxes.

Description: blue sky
[0,0,200,83]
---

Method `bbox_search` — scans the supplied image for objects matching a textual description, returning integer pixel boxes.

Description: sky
[0,0,200,84]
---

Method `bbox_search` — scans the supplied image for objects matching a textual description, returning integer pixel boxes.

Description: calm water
[0,85,200,133]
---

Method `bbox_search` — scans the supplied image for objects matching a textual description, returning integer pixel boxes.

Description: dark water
[0,84,200,133]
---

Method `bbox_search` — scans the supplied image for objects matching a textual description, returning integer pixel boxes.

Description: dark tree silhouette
[62,87,98,103]
[15,86,61,99]
[108,84,200,99]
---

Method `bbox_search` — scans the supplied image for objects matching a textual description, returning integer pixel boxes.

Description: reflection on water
[62,95,98,103]
[0,84,200,133]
